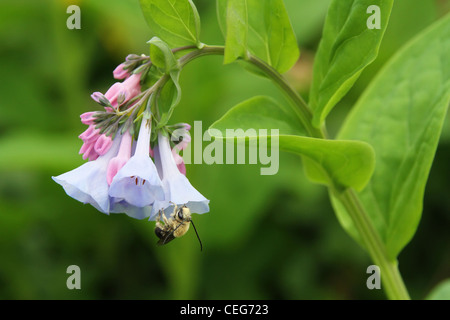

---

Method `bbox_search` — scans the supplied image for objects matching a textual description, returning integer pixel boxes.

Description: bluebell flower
[108,118,164,219]
[109,200,153,220]
[52,133,122,213]
[151,132,209,220]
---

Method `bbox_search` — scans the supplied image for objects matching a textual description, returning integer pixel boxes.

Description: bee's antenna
[190,219,203,252]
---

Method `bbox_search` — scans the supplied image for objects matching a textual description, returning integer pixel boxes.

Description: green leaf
[148,37,178,73]
[309,0,393,127]
[426,279,450,300]
[332,14,450,259]
[218,0,299,73]
[157,70,181,128]
[221,0,248,64]
[210,96,306,137]
[284,0,331,46]
[139,0,201,48]
[209,96,375,190]
[282,138,374,192]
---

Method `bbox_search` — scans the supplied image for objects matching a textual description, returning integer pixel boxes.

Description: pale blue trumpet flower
[108,118,164,219]
[151,132,209,221]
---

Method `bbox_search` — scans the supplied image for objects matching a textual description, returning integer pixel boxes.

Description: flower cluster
[53,57,209,221]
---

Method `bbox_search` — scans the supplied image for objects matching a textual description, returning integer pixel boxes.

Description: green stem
[334,188,410,299]
[178,45,322,138]
[177,44,410,300]
[245,54,323,138]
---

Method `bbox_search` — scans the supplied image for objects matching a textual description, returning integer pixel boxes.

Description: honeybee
[155,203,203,251]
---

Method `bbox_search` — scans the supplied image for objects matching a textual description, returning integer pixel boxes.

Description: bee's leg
[169,201,178,218]
[155,210,161,222]
[154,210,165,240]
[155,210,164,229]
[161,210,171,225]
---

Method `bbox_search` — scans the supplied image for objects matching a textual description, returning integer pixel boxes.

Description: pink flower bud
[177,134,191,151]
[104,83,122,108]
[79,141,93,155]
[80,112,97,125]
[79,125,100,143]
[80,142,98,161]
[106,131,133,185]
[90,92,104,104]
[172,151,186,175]
[171,124,191,151]
[113,63,130,79]
[181,123,191,131]
[94,134,113,156]
[104,74,141,109]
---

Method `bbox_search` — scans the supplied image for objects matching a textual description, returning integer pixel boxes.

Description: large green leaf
[332,14,450,259]
[210,96,306,137]
[426,279,450,300]
[309,0,393,127]
[209,96,375,190]
[217,0,299,73]
[140,0,201,48]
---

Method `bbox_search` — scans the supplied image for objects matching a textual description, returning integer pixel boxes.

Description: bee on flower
[52,53,209,246]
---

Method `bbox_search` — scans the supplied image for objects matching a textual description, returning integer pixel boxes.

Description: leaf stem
[172,45,198,54]
[334,188,410,300]
[245,54,325,138]
[178,45,323,138]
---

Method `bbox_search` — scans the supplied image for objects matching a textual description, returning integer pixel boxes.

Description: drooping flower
[53,53,210,225]
[109,200,153,220]
[151,132,209,221]
[52,133,122,213]
[108,118,165,219]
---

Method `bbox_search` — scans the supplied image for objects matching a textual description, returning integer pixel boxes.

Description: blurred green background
[0,0,449,299]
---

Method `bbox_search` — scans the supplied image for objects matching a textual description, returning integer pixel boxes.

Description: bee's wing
[156,232,176,246]
[157,221,186,246]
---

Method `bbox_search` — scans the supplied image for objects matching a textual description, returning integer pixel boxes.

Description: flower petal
[153,173,210,217]
[151,133,209,219]
[52,160,110,213]
[109,154,164,207]
[52,134,122,213]
[109,200,153,220]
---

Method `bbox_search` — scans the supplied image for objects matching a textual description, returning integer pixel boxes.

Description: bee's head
[177,205,191,221]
